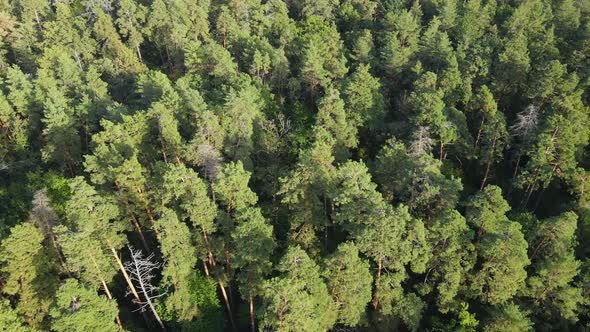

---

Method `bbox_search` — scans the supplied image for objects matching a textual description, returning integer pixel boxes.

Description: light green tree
[260,246,337,331]
[323,242,373,326]
[0,223,57,328]
[50,279,119,332]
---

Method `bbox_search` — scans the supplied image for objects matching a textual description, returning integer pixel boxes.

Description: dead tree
[510,104,540,178]
[409,126,434,156]
[124,246,167,331]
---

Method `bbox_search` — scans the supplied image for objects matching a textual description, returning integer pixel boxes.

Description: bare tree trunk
[474,117,485,149]
[115,182,150,253]
[109,245,141,302]
[130,212,150,253]
[512,152,522,180]
[219,281,236,331]
[165,45,173,73]
[480,134,498,190]
[90,253,123,329]
[136,46,143,63]
[73,50,83,71]
[250,294,255,332]
[101,279,124,330]
[34,10,43,32]
[372,256,383,309]
[202,230,215,267]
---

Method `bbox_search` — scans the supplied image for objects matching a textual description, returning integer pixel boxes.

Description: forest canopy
[1,0,590,331]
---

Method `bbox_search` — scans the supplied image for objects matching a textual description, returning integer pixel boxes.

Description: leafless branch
[124,246,166,330]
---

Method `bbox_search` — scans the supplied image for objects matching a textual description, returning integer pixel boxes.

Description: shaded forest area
[1,0,590,331]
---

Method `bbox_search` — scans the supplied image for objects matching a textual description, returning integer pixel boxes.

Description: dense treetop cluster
[0,0,590,331]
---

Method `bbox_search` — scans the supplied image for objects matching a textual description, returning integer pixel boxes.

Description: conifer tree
[341,64,385,130]
[50,279,119,332]
[232,207,275,332]
[524,211,583,324]
[0,299,30,332]
[322,242,373,326]
[467,186,530,305]
[155,208,215,325]
[260,246,337,331]
[0,223,57,328]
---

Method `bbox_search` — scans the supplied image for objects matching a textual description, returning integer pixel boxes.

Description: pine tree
[379,7,421,82]
[61,177,143,316]
[374,138,462,217]
[341,64,385,130]
[232,207,275,332]
[469,86,508,189]
[260,246,337,331]
[482,303,533,332]
[279,133,336,254]
[0,299,30,332]
[322,242,373,326]
[298,16,348,96]
[423,209,475,313]
[524,211,583,324]
[219,85,264,168]
[161,163,217,266]
[49,279,119,332]
[214,161,258,214]
[116,0,148,63]
[315,88,358,157]
[467,186,530,305]
[155,208,213,324]
[0,223,57,328]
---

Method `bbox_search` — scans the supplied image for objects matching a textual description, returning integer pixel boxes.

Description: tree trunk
[474,117,485,149]
[130,212,151,253]
[90,253,123,330]
[219,281,236,331]
[34,10,43,32]
[165,45,173,73]
[136,46,143,63]
[372,256,383,309]
[480,134,498,190]
[512,152,521,180]
[109,245,141,302]
[101,279,123,330]
[480,160,492,191]
[250,294,255,332]
[115,182,150,253]
[202,230,215,267]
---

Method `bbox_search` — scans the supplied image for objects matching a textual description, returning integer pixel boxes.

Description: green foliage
[482,303,533,332]
[375,138,462,217]
[341,64,385,129]
[50,279,119,332]
[260,246,337,331]
[323,242,373,326]
[467,186,530,305]
[0,299,30,332]
[233,207,275,298]
[156,208,210,322]
[1,0,590,330]
[0,223,57,328]
[524,211,583,324]
[214,161,258,213]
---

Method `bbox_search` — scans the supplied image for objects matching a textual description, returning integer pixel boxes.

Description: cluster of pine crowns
[1,0,590,331]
